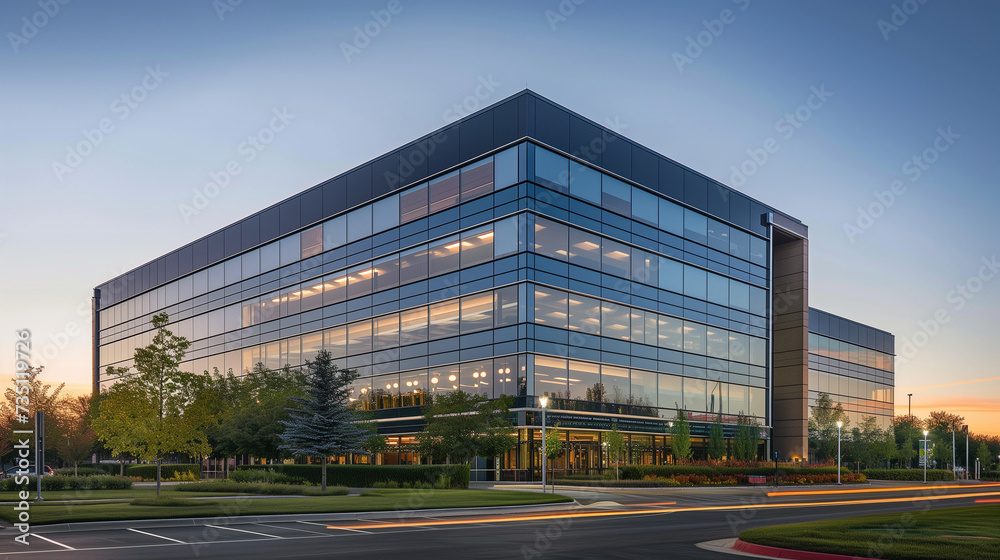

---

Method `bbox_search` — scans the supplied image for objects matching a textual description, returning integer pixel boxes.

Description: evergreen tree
[733,414,760,461]
[671,409,692,463]
[707,413,726,462]
[278,350,368,491]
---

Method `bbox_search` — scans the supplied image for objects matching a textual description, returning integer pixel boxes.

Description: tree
[808,393,849,462]
[850,416,895,469]
[605,425,626,480]
[416,391,515,465]
[892,415,923,468]
[671,409,692,464]
[976,442,993,474]
[54,395,97,476]
[92,313,210,496]
[733,414,759,462]
[707,413,726,462]
[926,411,964,470]
[544,422,565,484]
[2,366,67,466]
[278,350,368,491]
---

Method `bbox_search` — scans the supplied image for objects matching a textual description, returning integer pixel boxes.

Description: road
[2,483,997,559]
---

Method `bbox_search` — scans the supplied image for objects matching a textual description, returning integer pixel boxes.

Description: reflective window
[261,240,280,272]
[601,175,630,216]
[707,272,729,306]
[602,365,630,404]
[323,272,348,305]
[729,332,749,363]
[684,265,706,300]
[461,226,494,268]
[347,206,372,243]
[398,244,429,284]
[242,249,260,279]
[569,160,601,204]
[750,286,766,317]
[429,364,460,393]
[658,374,683,412]
[534,287,568,329]
[534,148,569,191]
[730,228,750,261]
[322,215,346,250]
[750,336,766,367]
[568,361,601,401]
[460,292,493,334]
[460,157,494,201]
[729,280,750,312]
[428,170,459,213]
[299,279,324,312]
[279,284,301,317]
[708,381,726,414]
[301,332,322,364]
[372,254,399,292]
[601,238,630,277]
[707,219,729,253]
[494,285,519,326]
[400,369,427,406]
[428,235,460,277]
[601,301,630,341]
[399,307,428,344]
[659,198,683,237]
[493,356,519,398]
[657,316,683,351]
[301,226,323,259]
[534,218,568,261]
[208,263,225,291]
[493,216,519,258]
[400,182,428,224]
[659,256,683,294]
[494,146,518,189]
[750,236,767,267]
[729,383,749,416]
[225,257,241,286]
[631,249,657,285]
[534,356,567,398]
[348,320,373,355]
[347,264,374,298]
[568,294,601,336]
[706,327,728,359]
[683,321,706,354]
[279,234,299,267]
[373,314,399,351]
[259,291,279,323]
[178,275,193,302]
[372,195,399,234]
[632,188,658,226]
[631,369,656,408]
[427,300,460,339]
[461,361,492,397]
[684,209,707,245]
[684,377,707,412]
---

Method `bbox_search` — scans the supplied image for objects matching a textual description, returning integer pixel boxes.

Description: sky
[1,0,997,435]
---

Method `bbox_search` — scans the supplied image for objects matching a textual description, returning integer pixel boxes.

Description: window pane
[684,209,707,245]
[534,218,568,261]
[323,272,347,304]
[225,257,241,286]
[659,199,683,237]
[279,284,301,317]
[683,377,707,412]
[708,380,726,415]
[730,280,750,311]
[494,285,519,327]
[632,188,658,226]
[280,234,299,266]
[750,236,767,267]
[533,287,567,330]
[631,249,656,285]
[601,300,630,341]
[193,269,208,295]
[750,286,767,317]
[259,291,280,323]
[323,215,347,250]
[400,183,428,224]
[631,369,656,408]
[730,228,750,261]
[460,292,493,334]
[399,307,428,344]
[401,369,428,407]
[373,254,399,292]
[493,356,519,398]
[347,206,372,242]
[242,249,260,278]
[208,263,225,291]
[461,361,492,397]
[684,321,706,354]
[630,309,648,345]
[730,332,749,363]
[428,300,460,339]
[684,265,706,300]
[601,175,631,215]
[707,272,729,306]
[374,314,400,351]
[428,235,460,276]
[534,148,569,191]
[429,364,460,394]
[658,374,683,412]
[568,228,601,270]
[348,320,373,355]
[569,160,601,204]
[568,294,601,336]
[460,157,494,202]
[461,225,494,268]
[302,331,323,364]
[324,326,347,358]
[534,356,567,398]
[730,383,749,416]
[428,170,459,213]
[301,226,323,259]
[568,360,601,401]
[299,278,324,312]
[707,219,729,253]
[659,256,683,294]
[601,238,631,278]
[399,243,429,284]
[372,195,399,234]
[706,327,729,359]
[494,216,519,258]
[494,146,518,189]
[602,365,630,404]
[347,264,374,298]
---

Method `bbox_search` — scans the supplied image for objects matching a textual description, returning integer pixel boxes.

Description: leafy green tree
[849,416,896,469]
[976,441,993,475]
[93,313,210,495]
[707,413,726,462]
[892,415,922,468]
[2,366,68,465]
[54,395,97,476]
[671,409,692,464]
[733,414,760,462]
[808,393,849,462]
[417,391,515,465]
[278,350,368,491]
[544,422,565,485]
[605,425,626,480]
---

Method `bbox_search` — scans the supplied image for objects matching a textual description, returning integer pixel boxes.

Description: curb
[25,501,580,535]
[733,539,879,560]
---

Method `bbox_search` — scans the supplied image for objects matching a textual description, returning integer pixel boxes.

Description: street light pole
[965,426,969,481]
[952,423,956,480]
[922,430,929,484]
[539,396,548,494]
[836,421,843,485]
[907,393,912,417]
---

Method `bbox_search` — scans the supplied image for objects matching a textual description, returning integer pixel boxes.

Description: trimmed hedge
[237,464,470,489]
[862,468,955,481]
[620,465,850,480]
[126,464,201,481]
[0,475,132,491]
[79,463,121,475]
[53,467,106,477]
[177,481,348,496]
[228,469,304,485]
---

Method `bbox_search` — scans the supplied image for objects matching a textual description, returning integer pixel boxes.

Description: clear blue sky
[1,0,997,433]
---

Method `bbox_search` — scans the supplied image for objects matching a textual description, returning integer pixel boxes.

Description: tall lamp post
[922,430,929,484]
[539,396,549,493]
[907,393,912,417]
[836,421,843,485]
[964,425,969,481]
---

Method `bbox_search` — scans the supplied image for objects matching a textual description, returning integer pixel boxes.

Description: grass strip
[739,504,1000,560]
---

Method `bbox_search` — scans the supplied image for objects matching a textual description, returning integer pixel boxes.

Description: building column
[771,237,809,460]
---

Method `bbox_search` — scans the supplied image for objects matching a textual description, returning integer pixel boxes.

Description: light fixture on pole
[951,422,957,480]
[922,430,929,484]
[539,395,549,494]
[964,425,969,481]
[907,393,912,417]
[836,421,843,485]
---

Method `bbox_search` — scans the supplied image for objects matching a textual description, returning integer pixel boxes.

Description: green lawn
[0,488,573,525]
[739,505,1000,560]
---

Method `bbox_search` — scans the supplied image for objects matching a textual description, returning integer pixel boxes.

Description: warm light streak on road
[768,483,1000,497]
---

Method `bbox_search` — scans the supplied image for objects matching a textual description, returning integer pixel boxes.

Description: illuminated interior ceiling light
[472,372,479,378]
[385,384,392,389]
[272,298,280,303]
[312,285,324,290]
[335,276,348,283]
[504,368,510,374]
[358,269,374,276]
[360,388,368,393]
[430,377,439,384]
[460,241,474,247]
[444,242,461,250]
[452,385,458,389]
[448,374,457,382]
[393,383,398,388]
[574,241,600,250]
[555,250,568,256]
[607,251,629,259]
[497,368,503,374]
[405,381,412,387]
[477,232,494,239]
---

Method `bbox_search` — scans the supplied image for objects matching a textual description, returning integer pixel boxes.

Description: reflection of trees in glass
[585,383,605,402]
[808,392,849,462]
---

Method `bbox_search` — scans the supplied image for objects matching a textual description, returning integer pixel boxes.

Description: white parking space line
[257,523,329,535]
[31,534,76,550]
[204,524,283,539]
[127,528,187,544]
[298,521,373,534]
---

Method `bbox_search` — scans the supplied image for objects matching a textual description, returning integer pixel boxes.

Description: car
[0,465,54,478]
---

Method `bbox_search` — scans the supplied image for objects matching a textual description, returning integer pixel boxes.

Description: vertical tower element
[771,232,809,460]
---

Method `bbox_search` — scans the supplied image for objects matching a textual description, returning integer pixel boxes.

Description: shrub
[619,464,849,480]
[0,475,132,491]
[131,497,211,507]
[228,469,305,485]
[126,464,200,481]
[862,468,955,481]
[53,467,106,477]
[236,464,470,488]
[78,463,121,475]
[175,481,348,496]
